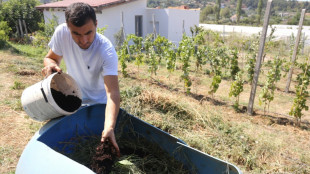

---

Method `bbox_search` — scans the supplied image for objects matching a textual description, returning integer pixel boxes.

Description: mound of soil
[91,140,117,174]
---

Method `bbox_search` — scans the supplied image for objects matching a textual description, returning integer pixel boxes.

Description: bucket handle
[40,72,60,103]
[41,76,48,103]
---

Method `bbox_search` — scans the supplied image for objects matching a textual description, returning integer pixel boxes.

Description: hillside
[148,0,310,25]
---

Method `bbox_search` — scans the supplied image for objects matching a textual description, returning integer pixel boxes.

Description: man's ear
[95,20,98,28]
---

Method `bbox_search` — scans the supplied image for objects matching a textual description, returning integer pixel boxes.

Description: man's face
[67,19,97,50]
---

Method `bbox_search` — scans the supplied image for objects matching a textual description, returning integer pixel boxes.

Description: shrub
[0,21,11,48]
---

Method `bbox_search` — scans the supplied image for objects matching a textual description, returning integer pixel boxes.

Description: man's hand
[42,49,63,77]
[101,127,120,157]
[41,64,62,76]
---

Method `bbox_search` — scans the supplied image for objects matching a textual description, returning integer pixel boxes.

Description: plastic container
[21,72,82,121]
[16,104,242,174]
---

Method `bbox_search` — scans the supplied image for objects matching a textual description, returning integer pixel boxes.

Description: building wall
[43,10,66,26]
[167,9,200,44]
[96,0,147,43]
[145,8,169,38]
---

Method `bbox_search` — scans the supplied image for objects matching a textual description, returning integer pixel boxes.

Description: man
[41,2,120,156]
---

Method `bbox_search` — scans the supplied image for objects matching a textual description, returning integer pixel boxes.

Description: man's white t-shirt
[48,23,118,105]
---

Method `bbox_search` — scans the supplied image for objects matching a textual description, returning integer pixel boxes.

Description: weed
[13,99,23,111]
[120,86,142,99]
[11,81,25,90]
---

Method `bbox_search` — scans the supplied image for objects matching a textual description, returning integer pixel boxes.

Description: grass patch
[0,146,16,173]
[138,91,194,120]
[28,122,43,134]
[5,65,18,73]
[7,42,47,60]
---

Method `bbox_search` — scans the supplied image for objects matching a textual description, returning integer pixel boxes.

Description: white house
[36,0,200,45]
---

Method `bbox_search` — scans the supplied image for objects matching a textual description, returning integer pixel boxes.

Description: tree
[220,7,230,19]
[236,0,243,23]
[1,0,43,36]
[287,11,301,25]
[215,0,221,22]
[200,5,214,22]
[256,0,263,25]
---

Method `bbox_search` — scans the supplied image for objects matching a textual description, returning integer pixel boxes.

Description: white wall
[145,8,169,38]
[43,10,66,26]
[145,8,200,45]
[167,9,200,44]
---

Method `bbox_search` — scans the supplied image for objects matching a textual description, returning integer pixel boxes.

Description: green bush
[32,14,58,49]
[0,21,11,48]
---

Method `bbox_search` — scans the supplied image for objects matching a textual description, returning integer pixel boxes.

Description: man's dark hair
[65,2,96,27]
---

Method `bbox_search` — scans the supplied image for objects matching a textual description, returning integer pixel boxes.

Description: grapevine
[209,75,222,98]
[229,71,244,110]
[229,48,240,80]
[117,36,131,77]
[127,34,143,72]
[259,57,283,115]
[289,61,310,124]
[179,34,194,94]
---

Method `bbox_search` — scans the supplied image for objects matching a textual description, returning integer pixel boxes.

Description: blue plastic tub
[16,104,242,174]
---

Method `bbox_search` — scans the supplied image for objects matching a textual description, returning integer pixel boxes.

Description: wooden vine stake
[285,9,306,93]
[247,0,272,115]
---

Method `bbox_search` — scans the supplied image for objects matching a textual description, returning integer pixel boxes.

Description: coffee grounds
[51,88,82,112]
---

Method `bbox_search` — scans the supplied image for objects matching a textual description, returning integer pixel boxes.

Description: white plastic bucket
[21,73,82,121]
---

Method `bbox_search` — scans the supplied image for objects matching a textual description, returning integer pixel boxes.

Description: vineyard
[113,27,310,173]
[118,26,310,122]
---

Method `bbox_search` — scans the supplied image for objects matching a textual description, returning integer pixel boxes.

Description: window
[135,15,143,37]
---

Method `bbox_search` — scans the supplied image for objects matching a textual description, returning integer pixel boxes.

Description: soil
[91,140,117,174]
[51,88,82,112]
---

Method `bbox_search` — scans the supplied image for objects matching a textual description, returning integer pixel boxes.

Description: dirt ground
[0,51,43,173]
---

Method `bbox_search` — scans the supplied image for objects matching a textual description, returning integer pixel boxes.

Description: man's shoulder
[96,33,110,43]
[55,23,69,34]
[95,33,113,48]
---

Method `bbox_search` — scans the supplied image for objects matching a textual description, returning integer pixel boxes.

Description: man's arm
[42,49,63,76]
[101,75,121,157]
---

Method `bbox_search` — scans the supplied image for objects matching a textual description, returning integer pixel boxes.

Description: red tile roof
[36,0,135,10]
[167,5,199,10]
[168,5,189,10]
